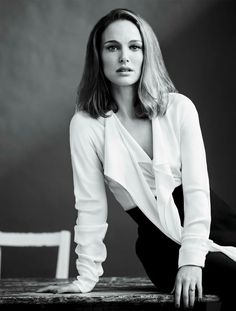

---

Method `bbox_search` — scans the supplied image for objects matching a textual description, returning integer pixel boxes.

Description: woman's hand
[36,283,81,294]
[171,265,203,309]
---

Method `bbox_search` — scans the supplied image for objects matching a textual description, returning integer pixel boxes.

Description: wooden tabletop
[0,277,220,310]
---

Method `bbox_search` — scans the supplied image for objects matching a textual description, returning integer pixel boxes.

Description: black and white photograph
[0,1,235,310]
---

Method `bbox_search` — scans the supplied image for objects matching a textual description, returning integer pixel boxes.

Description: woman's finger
[36,285,57,293]
[189,283,196,308]
[197,280,203,301]
[182,280,190,309]
[174,280,182,308]
[170,283,175,294]
[57,284,81,293]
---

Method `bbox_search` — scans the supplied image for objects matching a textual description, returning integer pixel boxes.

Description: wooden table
[0,277,220,310]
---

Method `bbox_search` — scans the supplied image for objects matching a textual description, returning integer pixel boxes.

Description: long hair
[76,8,177,119]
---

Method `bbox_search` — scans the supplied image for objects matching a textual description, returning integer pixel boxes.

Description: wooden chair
[0,230,71,279]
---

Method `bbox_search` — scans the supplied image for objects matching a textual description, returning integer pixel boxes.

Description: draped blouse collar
[103,110,182,243]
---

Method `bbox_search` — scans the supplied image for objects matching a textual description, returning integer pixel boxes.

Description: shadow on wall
[0,0,235,280]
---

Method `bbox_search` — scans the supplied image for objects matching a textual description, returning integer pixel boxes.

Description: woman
[38,9,236,310]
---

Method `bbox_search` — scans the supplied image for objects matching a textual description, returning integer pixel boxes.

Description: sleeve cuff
[178,247,208,268]
[72,276,97,293]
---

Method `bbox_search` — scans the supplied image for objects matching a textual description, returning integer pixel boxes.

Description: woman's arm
[37,113,108,294]
[179,96,211,268]
[70,113,108,293]
[173,95,211,308]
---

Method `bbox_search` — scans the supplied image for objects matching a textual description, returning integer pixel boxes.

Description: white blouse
[106,112,157,208]
[69,93,236,293]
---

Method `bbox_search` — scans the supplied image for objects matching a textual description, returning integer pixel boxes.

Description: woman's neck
[111,85,137,120]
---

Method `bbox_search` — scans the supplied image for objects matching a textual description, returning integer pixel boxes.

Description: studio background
[0,0,235,278]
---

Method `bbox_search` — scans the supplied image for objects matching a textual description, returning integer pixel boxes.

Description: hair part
[76,8,178,119]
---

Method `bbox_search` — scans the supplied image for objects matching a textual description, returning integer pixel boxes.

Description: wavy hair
[76,8,177,119]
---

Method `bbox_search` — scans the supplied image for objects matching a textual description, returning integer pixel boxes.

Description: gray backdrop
[0,0,235,278]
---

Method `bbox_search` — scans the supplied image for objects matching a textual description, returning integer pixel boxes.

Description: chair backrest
[0,230,71,279]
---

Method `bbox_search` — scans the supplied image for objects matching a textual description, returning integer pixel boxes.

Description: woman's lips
[116,67,133,72]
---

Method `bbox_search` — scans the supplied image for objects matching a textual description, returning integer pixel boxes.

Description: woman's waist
[126,184,184,227]
[126,206,178,247]
[126,206,154,228]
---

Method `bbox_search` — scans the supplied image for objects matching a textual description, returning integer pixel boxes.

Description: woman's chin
[111,79,139,88]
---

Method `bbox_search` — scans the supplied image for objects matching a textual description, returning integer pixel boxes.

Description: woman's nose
[119,57,129,64]
[119,48,130,63]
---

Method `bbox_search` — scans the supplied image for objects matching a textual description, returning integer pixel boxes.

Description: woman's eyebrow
[104,39,142,44]
[129,40,142,43]
[104,40,119,45]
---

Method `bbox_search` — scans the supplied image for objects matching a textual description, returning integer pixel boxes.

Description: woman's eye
[106,46,119,52]
[130,45,142,51]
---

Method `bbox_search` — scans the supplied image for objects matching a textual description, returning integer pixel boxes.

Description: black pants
[126,185,236,310]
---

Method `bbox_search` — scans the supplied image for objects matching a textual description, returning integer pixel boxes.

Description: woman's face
[100,20,143,88]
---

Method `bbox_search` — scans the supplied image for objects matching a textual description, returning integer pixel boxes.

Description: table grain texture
[0,277,220,310]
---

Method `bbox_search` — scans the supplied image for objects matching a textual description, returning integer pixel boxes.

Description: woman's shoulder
[168,92,195,110]
[70,110,105,132]
[69,110,106,150]
[167,92,198,118]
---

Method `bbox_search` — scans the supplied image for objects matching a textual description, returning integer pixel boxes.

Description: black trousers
[126,185,236,310]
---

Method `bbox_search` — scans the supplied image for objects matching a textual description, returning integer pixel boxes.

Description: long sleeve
[69,113,108,293]
[178,96,211,268]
